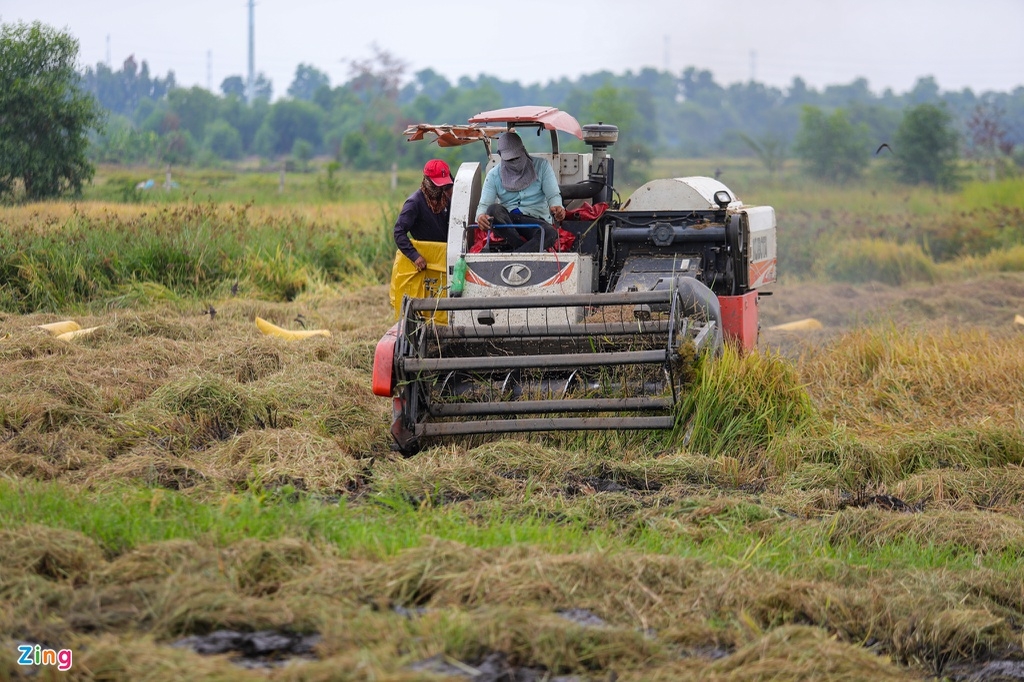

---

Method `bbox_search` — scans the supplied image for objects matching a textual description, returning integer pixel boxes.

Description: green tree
[204,119,243,160]
[252,123,278,159]
[160,129,195,166]
[260,99,323,156]
[793,106,870,183]
[292,138,313,171]
[400,68,452,103]
[221,75,245,98]
[891,103,961,189]
[738,132,787,180]
[338,119,399,170]
[287,63,330,101]
[167,86,219,140]
[236,72,274,103]
[0,21,103,200]
[253,74,273,101]
[219,95,267,153]
[908,76,941,105]
[80,55,175,118]
[90,114,159,164]
[586,83,652,182]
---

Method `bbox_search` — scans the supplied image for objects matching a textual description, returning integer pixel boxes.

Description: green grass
[85,164,423,207]
[816,238,937,285]
[1,478,1019,576]
[0,201,395,312]
[959,177,1024,212]
[675,347,816,458]
[4,167,1024,314]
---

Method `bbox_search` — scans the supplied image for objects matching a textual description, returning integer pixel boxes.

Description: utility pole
[663,35,670,72]
[246,0,255,104]
[750,50,757,83]
[106,35,111,67]
[207,50,212,91]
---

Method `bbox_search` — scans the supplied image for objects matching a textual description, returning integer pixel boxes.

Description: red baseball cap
[423,159,453,186]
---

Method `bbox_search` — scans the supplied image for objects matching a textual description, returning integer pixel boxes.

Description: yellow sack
[389,239,448,323]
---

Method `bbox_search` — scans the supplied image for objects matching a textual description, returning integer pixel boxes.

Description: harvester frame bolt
[651,222,675,247]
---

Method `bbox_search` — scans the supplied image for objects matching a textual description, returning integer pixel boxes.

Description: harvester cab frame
[375,106,777,456]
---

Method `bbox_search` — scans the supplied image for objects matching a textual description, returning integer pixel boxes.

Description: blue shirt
[477,157,563,223]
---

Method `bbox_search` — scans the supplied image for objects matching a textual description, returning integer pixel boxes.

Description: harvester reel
[389,284,721,456]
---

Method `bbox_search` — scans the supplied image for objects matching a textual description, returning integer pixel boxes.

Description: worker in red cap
[388,159,454,320]
[393,159,453,271]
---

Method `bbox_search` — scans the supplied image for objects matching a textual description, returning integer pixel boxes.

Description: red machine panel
[719,291,760,351]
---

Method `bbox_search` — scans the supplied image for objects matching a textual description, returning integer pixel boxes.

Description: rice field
[2,180,1024,680]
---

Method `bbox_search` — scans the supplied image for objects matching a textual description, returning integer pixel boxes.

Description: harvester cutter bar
[418,415,676,437]
[429,396,673,417]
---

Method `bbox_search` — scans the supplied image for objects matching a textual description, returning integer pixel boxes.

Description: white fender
[447,162,482,272]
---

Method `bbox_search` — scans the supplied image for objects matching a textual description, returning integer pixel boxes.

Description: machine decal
[544,260,575,286]
[464,268,489,286]
[500,263,533,286]
[751,234,769,261]
[464,259,573,288]
[748,258,777,288]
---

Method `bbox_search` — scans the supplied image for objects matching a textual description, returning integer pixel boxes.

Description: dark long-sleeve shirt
[393,189,449,263]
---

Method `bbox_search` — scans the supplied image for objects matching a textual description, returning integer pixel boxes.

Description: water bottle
[450,255,467,298]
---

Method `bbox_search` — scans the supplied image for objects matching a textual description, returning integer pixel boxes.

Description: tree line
[83,45,1024,173]
[2,20,1023,201]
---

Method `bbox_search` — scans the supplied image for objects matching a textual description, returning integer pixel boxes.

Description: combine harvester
[373,107,777,455]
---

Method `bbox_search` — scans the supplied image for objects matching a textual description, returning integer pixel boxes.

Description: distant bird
[205,305,217,320]
[231,281,239,297]
[875,143,893,156]
[294,314,306,329]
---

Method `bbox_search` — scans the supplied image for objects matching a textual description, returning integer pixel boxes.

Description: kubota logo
[500,263,532,286]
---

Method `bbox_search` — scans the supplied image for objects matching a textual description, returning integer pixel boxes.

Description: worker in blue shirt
[476,132,564,253]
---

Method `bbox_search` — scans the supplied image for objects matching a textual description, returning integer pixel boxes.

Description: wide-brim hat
[497,132,527,160]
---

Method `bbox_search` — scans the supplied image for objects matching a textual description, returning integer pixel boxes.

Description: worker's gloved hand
[551,205,566,222]
[477,213,491,230]
[414,255,427,271]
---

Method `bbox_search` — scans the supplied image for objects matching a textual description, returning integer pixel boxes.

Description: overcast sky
[3,0,1022,98]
